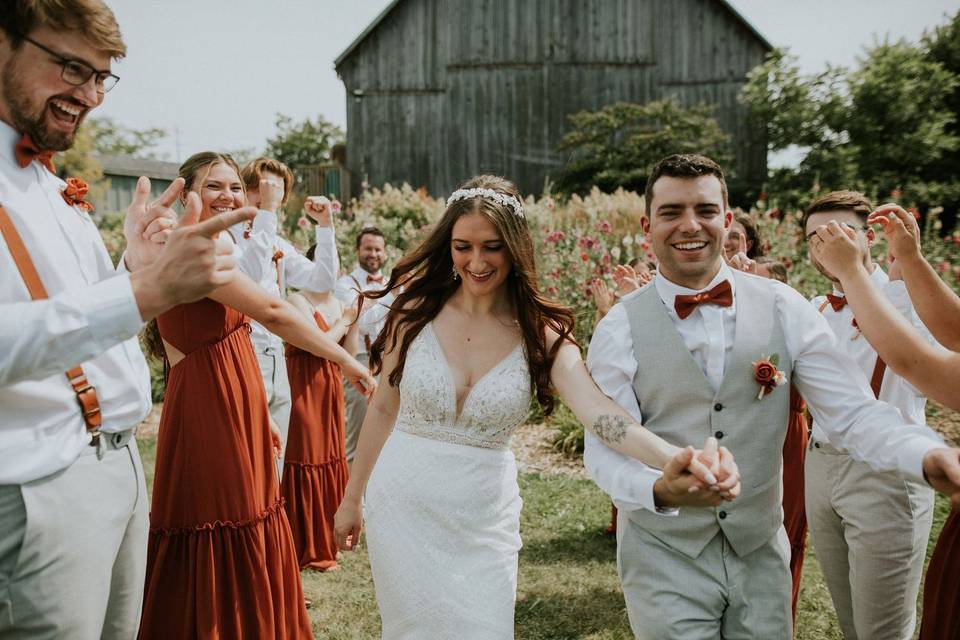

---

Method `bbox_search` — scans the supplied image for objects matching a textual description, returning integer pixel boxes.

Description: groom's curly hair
[368,175,576,416]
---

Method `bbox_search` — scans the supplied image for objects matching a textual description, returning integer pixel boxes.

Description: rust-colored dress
[782,384,809,628]
[920,509,960,639]
[281,311,349,570]
[139,299,311,639]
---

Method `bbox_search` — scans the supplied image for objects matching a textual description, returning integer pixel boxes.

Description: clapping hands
[655,437,741,508]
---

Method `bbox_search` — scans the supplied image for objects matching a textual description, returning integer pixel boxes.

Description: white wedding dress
[364,321,531,639]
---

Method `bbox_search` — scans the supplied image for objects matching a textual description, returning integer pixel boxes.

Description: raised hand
[592,278,615,316]
[258,177,285,213]
[613,264,641,296]
[868,204,922,264]
[810,221,862,280]
[724,232,759,275]
[123,176,182,271]
[304,195,333,227]
[334,497,364,551]
[129,191,257,321]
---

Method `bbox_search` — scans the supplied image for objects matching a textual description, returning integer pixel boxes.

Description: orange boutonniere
[61,177,94,212]
[752,353,786,400]
[272,249,284,263]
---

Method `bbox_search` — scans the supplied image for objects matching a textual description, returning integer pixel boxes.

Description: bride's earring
[452,267,460,281]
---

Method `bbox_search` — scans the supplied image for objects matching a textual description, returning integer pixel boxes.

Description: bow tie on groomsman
[366,273,385,285]
[673,279,733,320]
[826,293,848,312]
[14,134,56,174]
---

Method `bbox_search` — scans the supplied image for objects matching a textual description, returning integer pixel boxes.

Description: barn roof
[334,0,773,68]
[95,154,180,180]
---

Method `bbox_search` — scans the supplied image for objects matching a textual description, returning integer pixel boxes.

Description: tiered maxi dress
[139,298,311,639]
[281,311,349,570]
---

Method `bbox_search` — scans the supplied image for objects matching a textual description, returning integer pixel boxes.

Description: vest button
[714,431,724,439]
[719,511,728,520]
[714,403,723,411]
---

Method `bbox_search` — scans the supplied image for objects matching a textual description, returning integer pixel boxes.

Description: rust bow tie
[366,273,384,284]
[826,294,847,312]
[14,134,56,174]
[673,280,733,320]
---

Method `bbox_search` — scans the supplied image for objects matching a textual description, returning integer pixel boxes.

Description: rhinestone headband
[446,187,524,218]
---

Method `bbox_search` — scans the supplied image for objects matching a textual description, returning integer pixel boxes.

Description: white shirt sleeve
[778,281,944,483]
[279,225,339,293]
[0,273,144,386]
[584,303,671,514]
[233,210,276,284]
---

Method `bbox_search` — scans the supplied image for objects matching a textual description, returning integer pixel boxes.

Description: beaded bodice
[394,322,531,450]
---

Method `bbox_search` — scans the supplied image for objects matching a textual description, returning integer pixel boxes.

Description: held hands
[922,448,960,508]
[654,437,741,508]
[258,178,284,213]
[868,204,923,265]
[334,497,364,551]
[304,196,333,227]
[809,221,862,281]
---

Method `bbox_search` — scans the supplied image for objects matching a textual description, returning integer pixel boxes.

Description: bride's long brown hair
[368,175,576,416]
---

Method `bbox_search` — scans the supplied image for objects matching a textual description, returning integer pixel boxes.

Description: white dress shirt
[0,121,151,484]
[585,263,944,514]
[335,266,390,353]
[810,265,935,440]
[231,211,339,351]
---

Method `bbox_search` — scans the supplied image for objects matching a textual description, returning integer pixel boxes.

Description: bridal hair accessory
[446,188,524,218]
[752,353,786,400]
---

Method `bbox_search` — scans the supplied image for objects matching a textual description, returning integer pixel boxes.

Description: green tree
[264,113,344,183]
[84,116,167,158]
[554,99,732,196]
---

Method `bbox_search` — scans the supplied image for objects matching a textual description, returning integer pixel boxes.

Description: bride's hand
[694,437,741,501]
[334,498,364,551]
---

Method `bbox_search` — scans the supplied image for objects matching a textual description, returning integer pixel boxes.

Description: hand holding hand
[334,497,364,551]
[258,177,284,213]
[810,221,862,281]
[592,279,615,316]
[304,196,333,227]
[656,438,727,508]
[123,176,182,271]
[922,448,960,508]
[868,204,922,264]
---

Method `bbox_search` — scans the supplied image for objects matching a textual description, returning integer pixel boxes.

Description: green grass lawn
[136,436,950,639]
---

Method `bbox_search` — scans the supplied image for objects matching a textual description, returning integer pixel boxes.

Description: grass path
[136,433,951,639]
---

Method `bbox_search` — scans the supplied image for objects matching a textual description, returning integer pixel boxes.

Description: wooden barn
[335,0,772,199]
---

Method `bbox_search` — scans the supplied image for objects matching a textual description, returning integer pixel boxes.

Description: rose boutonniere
[61,177,94,212]
[753,353,786,400]
[272,249,284,263]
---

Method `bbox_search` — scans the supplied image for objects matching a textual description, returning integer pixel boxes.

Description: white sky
[93,0,960,162]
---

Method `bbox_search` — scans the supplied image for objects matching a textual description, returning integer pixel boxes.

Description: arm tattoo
[593,414,629,445]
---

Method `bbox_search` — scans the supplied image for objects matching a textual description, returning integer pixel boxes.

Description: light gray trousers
[256,343,292,479]
[343,352,371,466]
[617,513,792,639]
[0,433,148,640]
[805,439,934,639]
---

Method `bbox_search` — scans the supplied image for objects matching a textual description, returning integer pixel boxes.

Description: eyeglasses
[805,223,869,241]
[19,34,120,93]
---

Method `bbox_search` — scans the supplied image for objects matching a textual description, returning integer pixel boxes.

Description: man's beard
[2,61,83,151]
[360,257,382,274]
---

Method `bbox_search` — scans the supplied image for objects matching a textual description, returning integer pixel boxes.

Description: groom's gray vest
[624,271,792,559]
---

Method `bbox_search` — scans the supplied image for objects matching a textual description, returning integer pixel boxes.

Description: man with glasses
[0,2,254,637]
[804,191,936,639]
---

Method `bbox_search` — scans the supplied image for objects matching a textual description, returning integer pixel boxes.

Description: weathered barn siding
[336,0,770,197]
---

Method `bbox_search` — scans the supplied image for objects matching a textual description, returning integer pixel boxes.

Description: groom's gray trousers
[617,511,793,639]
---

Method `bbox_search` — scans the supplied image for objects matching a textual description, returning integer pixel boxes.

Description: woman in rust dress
[783,385,808,627]
[282,285,358,570]
[139,153,375,639]
[921,510,960,639]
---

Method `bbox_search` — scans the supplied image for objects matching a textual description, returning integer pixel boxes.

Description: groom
[584,154,960,637]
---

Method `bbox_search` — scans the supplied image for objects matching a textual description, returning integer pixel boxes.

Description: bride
[334,175,741,638]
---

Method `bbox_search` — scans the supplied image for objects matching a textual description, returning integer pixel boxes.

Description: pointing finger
[179,191,202,227]
[129,177,152,235]
[191,206,257,238]
[150,176,185,211]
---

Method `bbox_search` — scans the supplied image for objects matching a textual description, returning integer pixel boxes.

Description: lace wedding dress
[364,322,531,639]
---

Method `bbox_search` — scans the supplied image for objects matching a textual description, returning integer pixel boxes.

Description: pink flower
[330,200,342,214]
[297,216,310,229]
[937,261,950,273]
[595,220,612,233]
[545,198,556,210]
[580,252,589,262]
